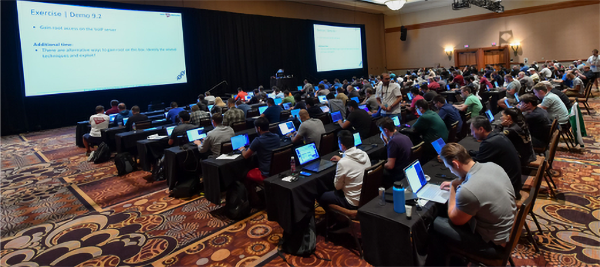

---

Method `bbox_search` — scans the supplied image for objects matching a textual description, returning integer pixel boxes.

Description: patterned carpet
[1,97,599,266]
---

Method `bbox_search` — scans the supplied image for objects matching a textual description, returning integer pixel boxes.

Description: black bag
[115,152,137,176]
[170,174,201,198]
[224,181,251,220]
[151,155,165,181]
[92,142,111,164]
[279,214,317,257]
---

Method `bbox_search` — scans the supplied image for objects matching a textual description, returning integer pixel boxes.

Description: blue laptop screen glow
[318,95,327,103]
[283,103,291,110]
[109,114,117,123]
[279,121,296,135]
[297,86,303,91]
[187,128,206,142]
[353,132,362,146]
[431,137,445,155]
[486,110,494,122]
[245,95,252,101]
[494,81,499,88]
[231,134,249,150]
[295,143,320,165]
[358,105,369,113]
[274,98,283,105]
[291,109,300,119]
[123,118,129,125]
[258,106,268,115]
[351,97,359,103]
[446,84,450,90]
[405,160,428,193]
[392,116,401,127]
[407,93,413,101]
[208,105,214,111]
[331,111,343,122]
[166,126,176,136]
[320,106,330,113]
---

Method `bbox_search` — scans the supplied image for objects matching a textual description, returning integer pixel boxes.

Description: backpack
[224,181,251,220]
[169,173,201,198]
[92,142,111,164]
[278,214,317,258]
[115,152,137,176]
[151,155,165,181]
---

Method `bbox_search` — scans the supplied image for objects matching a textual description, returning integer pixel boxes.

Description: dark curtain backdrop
[1,0,368,136]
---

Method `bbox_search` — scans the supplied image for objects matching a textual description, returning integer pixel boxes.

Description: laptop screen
[231,134,249,150]
[331,111,343,122]
[407,92,413,101]
[189,103,196,109]
[283,103,291,110]
[446,84,450,90]
[166,126,176,137]
[353,132,362,146]
[494,81,499,88]
[486,110,494,122]
[320,106,330,113]
[431,137,446,155]
[351,97,360,103]
[358,105,369,113]
[404,160,428,193]
[123,118,129,125]
[274,98,283,105]
[392,116,401,127]
[291,109,300,119]
[318,95,327,103]
[514,93,519,103]
[278,121,296,135]
[248,92,254,97]
[258,106,268,115]
[245,95,252,101]
[297,85,303,91]
[187,128,205,142]
[164,111,169,118]
[208,105,214,111]
[109,114,117,123]
[295,143,320,165]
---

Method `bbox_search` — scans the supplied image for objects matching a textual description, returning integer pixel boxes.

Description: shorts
[83,133,103,146]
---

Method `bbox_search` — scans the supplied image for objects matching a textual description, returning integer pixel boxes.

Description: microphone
[206,80,227,93]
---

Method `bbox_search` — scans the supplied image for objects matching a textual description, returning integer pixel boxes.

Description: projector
[452,0,504,13]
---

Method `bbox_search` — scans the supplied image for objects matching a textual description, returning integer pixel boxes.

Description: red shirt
[428,81,440,91]
[105,106,119,115]
[410,95,425,117]
[235,91,248,101]
[452,75,465,86]
[480,77,493,89]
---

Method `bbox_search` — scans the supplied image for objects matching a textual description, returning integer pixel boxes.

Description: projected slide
[16,1,187,97]
[313,24,363,72]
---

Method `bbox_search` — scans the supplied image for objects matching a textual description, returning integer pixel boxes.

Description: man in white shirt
[376,73,403,118]
[587,49,599,88]
[84,105,109,156]
[204,92,216,104]
[539,64,552,79]
[318,130,371,210]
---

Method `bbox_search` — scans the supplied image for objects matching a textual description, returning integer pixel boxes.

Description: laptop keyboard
[419,185,439,199]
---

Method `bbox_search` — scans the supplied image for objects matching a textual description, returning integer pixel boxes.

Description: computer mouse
[371,143,378,147]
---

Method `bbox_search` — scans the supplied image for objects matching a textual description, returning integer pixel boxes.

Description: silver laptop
[404,160,449,203]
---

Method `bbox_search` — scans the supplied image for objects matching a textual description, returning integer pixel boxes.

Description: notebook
[431,137,446,155]
[404,160,449,203]
[295,143,335,173]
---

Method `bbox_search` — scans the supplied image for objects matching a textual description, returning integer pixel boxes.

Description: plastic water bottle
[392,181,406,214]
[132,123,136,131]
[290,156,296,174]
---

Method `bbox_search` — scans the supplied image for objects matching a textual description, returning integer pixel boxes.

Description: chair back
[549,118,558,138]
[319,132,336,156]
[135,120,152,130]
[455,94,464,103]
[503,190,536,265]
[529,161,547,204]
[269,145,293,176]
[220,141,232,155]
[448,121,459,142]
[222,107,229,113]
[269,123,279,134]
[410,142,425,162]
[358,160,385,207]
[247,109,259,118]
[232,121,247,132]
[458,112,472,140]
[280,111,291,121]
[583,81,593,100]
[317,113,331,125]
[546,130,560,167]
[200,118,212,127]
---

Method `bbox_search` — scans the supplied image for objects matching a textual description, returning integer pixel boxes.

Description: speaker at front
[400,26,407,41]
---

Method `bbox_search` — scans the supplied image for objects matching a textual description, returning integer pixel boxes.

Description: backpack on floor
[151,155,165,181]
[92,142,111,164]
[224,181,251,220]
[115,152,137,176]
[278,214,317,258]
[170,173,201,198]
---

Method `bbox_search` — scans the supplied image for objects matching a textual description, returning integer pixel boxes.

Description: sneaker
[87,151,95,162]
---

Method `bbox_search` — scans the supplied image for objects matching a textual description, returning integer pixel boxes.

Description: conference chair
[534,119,558,154]
[410,141,425,163]
[134,120,152,130]
[525,130,559,199]
[269,145,293,176]
[558,122,575,150]
[199,118,211,127]
[279,111,291,121]
[457,112,471,140]
[247,109,259,118]
[319,132,336,156]
[268,123,279,134]
[325,160,384,259]
[446,185,534,267]
[447,121,459,142]
[568,83,593,115]
[518,160,547,241]
[220,142,232,155]
[317,113,332,125]
[231,121,247,132]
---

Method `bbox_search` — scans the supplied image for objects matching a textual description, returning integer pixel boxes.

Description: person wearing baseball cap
[528,68,540,83]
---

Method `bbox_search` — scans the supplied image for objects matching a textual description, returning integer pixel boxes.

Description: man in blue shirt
[167,102,184,124]
[236,100,251,117]
[261,98,282,124]
[241,117,281,207]
[432,95,463,132]
[519,63,529,72]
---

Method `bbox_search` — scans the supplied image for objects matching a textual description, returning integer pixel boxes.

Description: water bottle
[132,122,136,131]
[290,156,296,174]
[392,181,406,214]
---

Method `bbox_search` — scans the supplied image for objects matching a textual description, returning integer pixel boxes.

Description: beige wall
[104,0,387,75]
[385,3,600,70]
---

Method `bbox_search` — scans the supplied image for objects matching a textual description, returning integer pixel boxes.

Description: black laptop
[295,143,336,173]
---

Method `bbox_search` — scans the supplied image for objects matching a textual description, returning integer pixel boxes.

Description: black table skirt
[76,121,90,148]
[270,77,297,91]
[201,155,253,204]
[137,138,170,171]
[116,128,167,155]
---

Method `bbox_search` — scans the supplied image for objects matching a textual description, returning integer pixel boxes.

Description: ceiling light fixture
[385,0,406,10]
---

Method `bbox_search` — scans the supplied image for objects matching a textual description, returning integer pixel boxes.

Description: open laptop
[187,128,206,143]
[318,95,327,104]
[282,102,292,110]
[431,137,445,155]
[392,116,401,127]
[295,143,336,173]
[446,84,451,91]
[320,106,330,113]
[208,105,214,111]
[123,117,129,125]
[353,132,368,151]
[274,98,283,105]
[404,160,450,203]
[164,111,169,118]
[189,103,196,109]
[245,95,252,101]
[358,105,370,113]
[297,85,303,91]
[291,109,300,120]
[407,92,413,101]
[109,114,117,123]
[351,97,359,103]
[230,134,249,154]
[258,106,268,115]
[278,121,296,136]
[331,111,343,123]
[494,81,499,88]
[166,126,176,137]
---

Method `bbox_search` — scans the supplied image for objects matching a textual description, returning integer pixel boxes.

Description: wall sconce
[510,42,520,56]
[445,48,453,61]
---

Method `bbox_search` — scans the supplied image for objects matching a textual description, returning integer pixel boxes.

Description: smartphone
[299,171,312,176]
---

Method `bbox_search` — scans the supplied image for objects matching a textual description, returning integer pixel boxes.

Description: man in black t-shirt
[519,94,551,149]
[305,97,324,118]
[337,100,371,139]
[125,105,149,131]
[169,111,197,146]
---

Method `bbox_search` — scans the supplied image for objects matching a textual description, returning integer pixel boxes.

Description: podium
[270,77,297,91]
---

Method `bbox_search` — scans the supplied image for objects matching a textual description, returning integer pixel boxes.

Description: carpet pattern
[1,98,600,266]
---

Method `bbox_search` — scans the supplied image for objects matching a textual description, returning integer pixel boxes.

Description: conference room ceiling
[291,0,453,15]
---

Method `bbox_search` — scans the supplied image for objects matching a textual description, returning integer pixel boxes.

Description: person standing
[376,73,403,118]
[586,49,599,88]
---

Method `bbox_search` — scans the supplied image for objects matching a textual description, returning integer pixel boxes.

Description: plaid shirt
[190,110,210,126]
[223,107,246,126]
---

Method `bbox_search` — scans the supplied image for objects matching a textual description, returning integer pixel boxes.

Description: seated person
[305,97,324,118]
[336,87,349,106]
[293,94,306,110]
[213,97,227,108]
[432,95,463,132]
[469,116,523,199]
[428,77,440,91]
[168,111,197,146]
[125,105,148,131]
[282,90,295,105]
[274,88,285,99]
[497,74,521,110]
[453,86,483,116]
[114,103,132,125]
[316,84,330,96]
[292,109,326,149]
[377,117,413,188]
[223,98,246,126]
[196,95,209,111]
[83,105,109,156]
[301,79,314,97]
[421,83,438,102]
[189,104,210,126]
[167,102,184,124]
[236,100,251,117]
[562,73,584,97]
[241,117,281,207]
[361,88,379,113]
[518,94,551,149]
[235,87,248,101]
[193,113,234,158]
[431,143,516,263]
[533,83,570,125]
[327,93,346,118]
[412,99,449,144]
[105,100,119,115]
[247,89,261,105]
[261,98,282,124]
[497,108,536,167]
[204,92,216,104]
[318,130,371,210]
[338,100,371,139]
[402,87,424,121]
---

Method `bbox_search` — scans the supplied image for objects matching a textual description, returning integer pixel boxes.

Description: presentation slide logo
[177,70,186,80]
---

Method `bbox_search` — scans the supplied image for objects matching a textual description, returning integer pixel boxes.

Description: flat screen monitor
[278,121,296,136]
[258,106,268,115]
[331,111,343,122]
[231,134,249,150]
